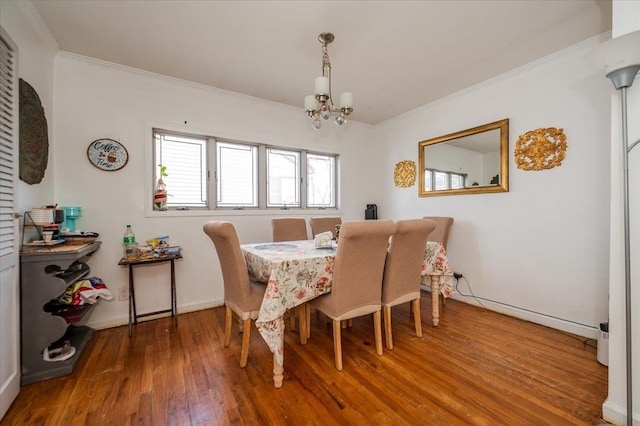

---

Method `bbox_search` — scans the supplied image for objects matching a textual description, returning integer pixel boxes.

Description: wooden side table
[118,254,182,336]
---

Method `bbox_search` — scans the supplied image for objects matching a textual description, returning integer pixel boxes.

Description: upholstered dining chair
[311,219,395,371]
[309,217,342,238]
[382,218,436,350]
[203,221,265,368]
[422,216,454,250]
[271,218,308,242]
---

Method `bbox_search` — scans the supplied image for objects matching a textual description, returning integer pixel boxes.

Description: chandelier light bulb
[334,115,345,126]
[315,77,330,96]
[320,109,330,120]
[305,95,319,112]
[312,118,322,130]
[339,92,353,109]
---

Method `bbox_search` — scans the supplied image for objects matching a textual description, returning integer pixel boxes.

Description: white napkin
[314,231,333,248]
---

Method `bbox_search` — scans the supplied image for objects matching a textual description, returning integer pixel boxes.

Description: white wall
[374,36,612,338]
[0,1,57,212]
[52,53,379,329]
[603,1,640,424]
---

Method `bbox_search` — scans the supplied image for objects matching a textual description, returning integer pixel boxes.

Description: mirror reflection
[418,119,509,197]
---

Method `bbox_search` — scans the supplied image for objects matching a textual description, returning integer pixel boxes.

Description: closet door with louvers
[0,26,20,420]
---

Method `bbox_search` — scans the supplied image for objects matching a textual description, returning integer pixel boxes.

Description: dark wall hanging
[19,78,49,184]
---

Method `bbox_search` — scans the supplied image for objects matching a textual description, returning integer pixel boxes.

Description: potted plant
[154,164,168,211]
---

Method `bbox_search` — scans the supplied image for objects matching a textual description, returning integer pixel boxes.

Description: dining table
[240,239,453,388]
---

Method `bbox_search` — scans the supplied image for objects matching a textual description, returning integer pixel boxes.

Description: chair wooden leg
[224,306,232,347]
[289,309,297,331]
[383,305,393,350]
[299,305,308,345]
[240,318,251,368]
[412,298,422,337]
[306,303,311,340]
[332,319,343,371]
[374,310,383,356]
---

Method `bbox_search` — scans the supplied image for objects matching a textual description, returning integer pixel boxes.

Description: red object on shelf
[52,305,93,323]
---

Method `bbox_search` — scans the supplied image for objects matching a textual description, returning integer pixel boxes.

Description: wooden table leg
[430,275,440,326]
[128,265,136,337]
[170,259,178,327]
[273,355,284,388]
[273,321,285,388]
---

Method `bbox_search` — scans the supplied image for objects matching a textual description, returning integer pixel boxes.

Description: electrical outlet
[453,272,463,280]
[118,286,129,301]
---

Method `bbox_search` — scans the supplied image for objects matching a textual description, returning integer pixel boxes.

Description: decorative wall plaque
[19,78,49,184]
[87,138,129,171]
[393,160,416,188]
[514,127,567,171]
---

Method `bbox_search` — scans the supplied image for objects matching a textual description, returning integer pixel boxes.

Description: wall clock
[87,138,129,171]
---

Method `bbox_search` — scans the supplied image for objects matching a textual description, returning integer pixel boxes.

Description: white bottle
[123,225,136,259]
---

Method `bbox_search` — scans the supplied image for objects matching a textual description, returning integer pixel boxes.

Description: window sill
[145,207,341,219]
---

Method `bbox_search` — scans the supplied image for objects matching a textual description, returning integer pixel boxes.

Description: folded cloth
[314,231,333,248]
[55,276,113,306]
[78,277,113,304]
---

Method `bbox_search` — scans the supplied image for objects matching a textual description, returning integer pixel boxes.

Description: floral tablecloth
[241,239,454,366]
[241,240,335,365]
[421,241,455,297]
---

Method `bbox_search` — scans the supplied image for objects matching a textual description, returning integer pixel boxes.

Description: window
[424,168,467,191]
[450,173,465,189]
[217,142,258,207]
[154,131,207,208]
[267,148,300,208]
[307,153,336,208]
[152,128,338,210]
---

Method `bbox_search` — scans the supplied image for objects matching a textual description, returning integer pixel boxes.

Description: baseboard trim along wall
[420,286,599,339]
[88,299,224,331]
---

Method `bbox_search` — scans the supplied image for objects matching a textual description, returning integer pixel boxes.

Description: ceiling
[31,0,612,125]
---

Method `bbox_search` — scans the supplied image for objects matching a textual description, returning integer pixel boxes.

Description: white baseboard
[87,299,225,330]
[602,397,637,425]
[420,285,599,339]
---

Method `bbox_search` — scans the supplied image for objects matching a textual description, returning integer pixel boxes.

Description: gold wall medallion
[394,160,416,188]
[514,127,567,171]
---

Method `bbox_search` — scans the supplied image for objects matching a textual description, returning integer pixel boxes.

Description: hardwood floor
[2,294,608,425]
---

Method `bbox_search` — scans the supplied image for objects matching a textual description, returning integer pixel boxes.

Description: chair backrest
[382,219,436,304]
[271,218,308,242]
[328,220,395,317]
[422,216,454,249]
[309,217,342,238]
[203,221,251,305]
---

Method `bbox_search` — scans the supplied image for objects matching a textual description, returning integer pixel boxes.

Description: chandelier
[304,32,353,129]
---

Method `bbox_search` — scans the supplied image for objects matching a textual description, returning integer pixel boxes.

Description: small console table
[118,254,182,336]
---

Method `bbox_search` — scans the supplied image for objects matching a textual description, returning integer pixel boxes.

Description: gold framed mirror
[418,119,509,197]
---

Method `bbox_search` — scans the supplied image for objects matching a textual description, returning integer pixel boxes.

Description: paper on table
[314,231,333,248]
